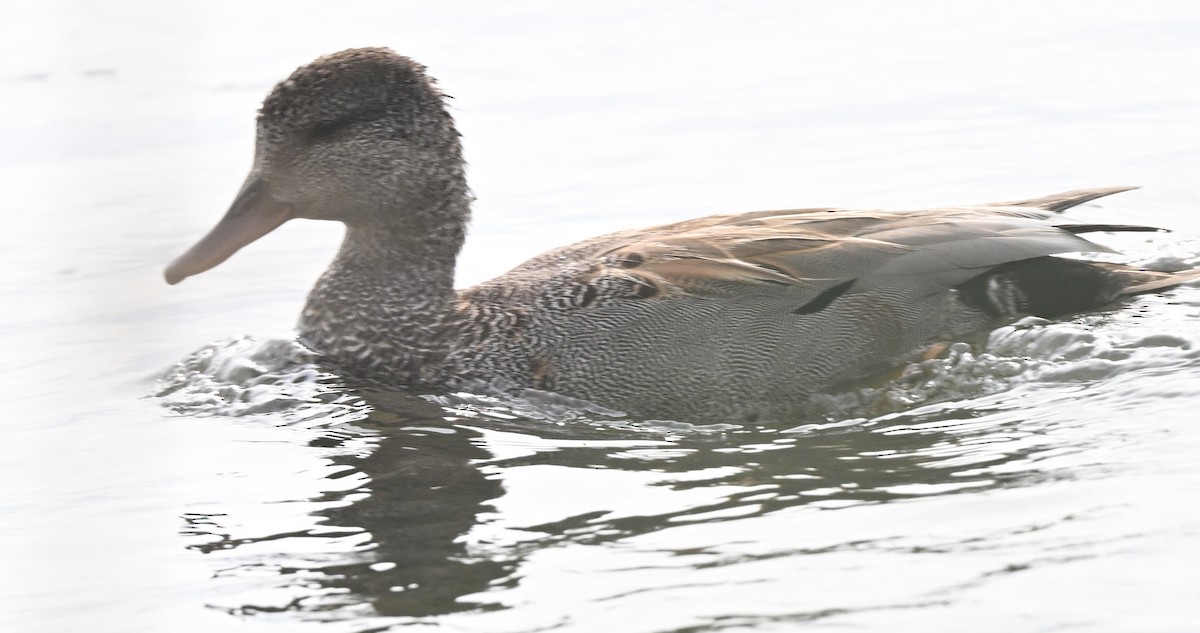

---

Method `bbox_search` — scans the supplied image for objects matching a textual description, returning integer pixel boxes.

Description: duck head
[165,48,467,284]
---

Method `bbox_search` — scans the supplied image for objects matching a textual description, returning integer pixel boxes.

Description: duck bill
[164,176,293,285]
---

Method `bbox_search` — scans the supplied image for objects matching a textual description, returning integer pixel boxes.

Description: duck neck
[298,208,467,385]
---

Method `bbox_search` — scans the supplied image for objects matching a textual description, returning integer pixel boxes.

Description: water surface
[5,2,1200,632]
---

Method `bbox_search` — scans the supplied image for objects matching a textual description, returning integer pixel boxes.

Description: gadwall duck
[165,48,1199,421]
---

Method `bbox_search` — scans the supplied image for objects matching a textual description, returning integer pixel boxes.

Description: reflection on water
[150,307,1200,627]
[8,1,1200,631]
[197,416,508,618]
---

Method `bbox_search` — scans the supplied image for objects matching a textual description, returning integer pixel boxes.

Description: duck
[164,47,1200,421]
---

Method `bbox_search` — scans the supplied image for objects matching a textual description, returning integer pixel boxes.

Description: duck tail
[1121,267,1200,295]
[988,186,1140,213]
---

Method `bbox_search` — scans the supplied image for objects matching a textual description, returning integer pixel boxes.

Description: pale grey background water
[4,2,1200,632]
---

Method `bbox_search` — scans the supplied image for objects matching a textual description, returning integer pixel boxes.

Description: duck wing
[520,187,1156,311]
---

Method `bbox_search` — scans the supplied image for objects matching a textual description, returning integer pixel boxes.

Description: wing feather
[478,187,1151,307]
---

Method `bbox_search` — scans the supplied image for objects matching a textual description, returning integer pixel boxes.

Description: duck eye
[310,118,345,141]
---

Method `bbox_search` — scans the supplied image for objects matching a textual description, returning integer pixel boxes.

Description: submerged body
[165,48,1199,421]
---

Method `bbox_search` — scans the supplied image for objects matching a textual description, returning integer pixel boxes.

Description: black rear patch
[793,279,855,314]
[958,257,1122,319]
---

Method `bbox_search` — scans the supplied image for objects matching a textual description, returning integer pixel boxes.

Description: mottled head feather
[260,48,447,132]
[252,47,467,229]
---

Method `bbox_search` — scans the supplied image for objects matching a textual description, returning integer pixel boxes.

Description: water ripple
[152,336,370,425]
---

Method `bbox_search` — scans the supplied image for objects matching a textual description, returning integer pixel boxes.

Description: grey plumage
[165,48,1200,422]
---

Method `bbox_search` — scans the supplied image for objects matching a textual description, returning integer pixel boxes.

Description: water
[5,2,1200,631]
